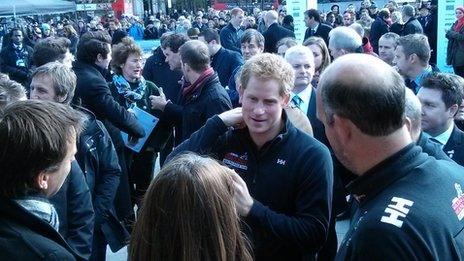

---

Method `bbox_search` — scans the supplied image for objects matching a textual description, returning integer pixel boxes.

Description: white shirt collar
[431,122,454,147]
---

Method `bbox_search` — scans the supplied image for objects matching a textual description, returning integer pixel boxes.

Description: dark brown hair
[0,100,86,198]
[129,153,252,261]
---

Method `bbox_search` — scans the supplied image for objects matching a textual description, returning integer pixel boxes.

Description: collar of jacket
[235,109,294,155]
[0,196,77,254]
[346,143,424,204]
[183,72,219,104]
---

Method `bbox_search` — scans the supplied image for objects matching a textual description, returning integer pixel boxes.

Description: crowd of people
[0,0,464,260]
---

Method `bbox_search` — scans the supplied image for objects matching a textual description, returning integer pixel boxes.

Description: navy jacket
[50,161,95,260]
[163,73,232,145]
[227,65,242,107]
[416,132,452,161]
[443,125,464,166]
[0,196,81,260]
[263,23,295,53]
[336,144,464,260]
[402,17,423,36]
[211,47,243,88]
[169,114,333,260]
[0,43,33,85]
[220,23,243,53]
[304,23,332,46]
[369,17,389,54]
[142,47,183,101]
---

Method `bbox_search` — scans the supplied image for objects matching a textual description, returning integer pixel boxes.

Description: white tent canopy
[0,0,76,17]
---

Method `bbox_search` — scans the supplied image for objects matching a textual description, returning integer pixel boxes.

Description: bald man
[316,54,464,260]
[262,10,295,53]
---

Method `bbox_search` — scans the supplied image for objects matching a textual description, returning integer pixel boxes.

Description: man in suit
[262,10,295,53]
[303,9,332,45]
[417,72,464,166]
[393,34,436,94]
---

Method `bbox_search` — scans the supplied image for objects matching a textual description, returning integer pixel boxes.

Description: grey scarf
[15,197,60,231]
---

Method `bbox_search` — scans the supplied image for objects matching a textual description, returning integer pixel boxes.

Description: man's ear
[96,53,103,63]
[282,92,290,106]
[408,53,417,64]
[238,83,244,103]
[332,114,353,147]
[36,172,49,191]
[448,104,459,118]
[404,116,412,134]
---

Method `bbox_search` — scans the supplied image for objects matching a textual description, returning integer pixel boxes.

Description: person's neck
[123,73,139,83]
[210,45,221,56]
[250,119,284,150]
[293,84,310,94]
[351,126,412,175]
[407,64,428,80]
[310,22,319,29]
[187,71,202,84]
[427,120,453,137]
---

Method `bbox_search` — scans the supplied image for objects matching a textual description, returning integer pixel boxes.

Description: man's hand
[149,87,168,111]
[218,107,245,128]
[231,171,254,216]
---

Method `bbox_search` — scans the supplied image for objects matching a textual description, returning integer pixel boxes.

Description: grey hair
[329,26,362,52]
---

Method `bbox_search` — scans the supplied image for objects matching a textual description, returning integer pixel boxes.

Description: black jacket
[263,22,295,53]
[336,144,464,260]
[0,196,80,260]
[443,125,464,166]
[304,23,332,46]
[142,47,183,101]
[220,23,243,53]
[50,161,95,260]
[0,43,33,85]
[169,114,333,260]
[72,61,145,139]
[369,17,390,54]
[416,132,453,161]
[446,24,464,67]
[402,17,423,36]
[211,47,243,88]
[163,73,232,144]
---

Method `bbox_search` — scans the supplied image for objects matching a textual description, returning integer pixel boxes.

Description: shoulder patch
[380,197,414,228]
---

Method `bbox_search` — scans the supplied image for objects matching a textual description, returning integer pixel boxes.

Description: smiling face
[122,53,143,81]
[457,9,464,20]
[239,75,289,146]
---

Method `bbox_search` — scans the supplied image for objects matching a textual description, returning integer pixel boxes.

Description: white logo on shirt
[380,197,414,228]
[276,159,286,165]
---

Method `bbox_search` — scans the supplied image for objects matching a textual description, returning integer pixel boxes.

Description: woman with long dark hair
[446,6,464,77]
[129,153,252,261]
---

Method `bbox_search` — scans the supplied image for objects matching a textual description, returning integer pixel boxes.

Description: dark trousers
[454,65,464,78]
[128,150,157,207]
[90,227,106,261]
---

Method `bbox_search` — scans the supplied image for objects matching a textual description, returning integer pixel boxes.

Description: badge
[452,183,464,221]
[223,152,248,171]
